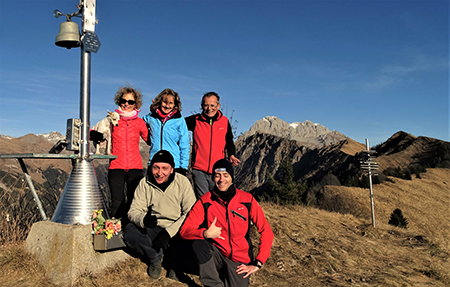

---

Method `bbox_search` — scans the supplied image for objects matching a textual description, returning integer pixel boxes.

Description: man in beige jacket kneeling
[124,150,196,280]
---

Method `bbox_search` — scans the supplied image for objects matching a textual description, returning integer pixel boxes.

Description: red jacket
[185,111,236,174]
[180,187,274,265]
[109,117,148,170]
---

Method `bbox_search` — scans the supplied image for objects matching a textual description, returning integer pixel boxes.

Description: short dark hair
[201,91,220,105]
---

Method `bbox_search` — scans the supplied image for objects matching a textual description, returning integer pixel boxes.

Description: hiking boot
[167,269,179,281]
[147,256,163,279]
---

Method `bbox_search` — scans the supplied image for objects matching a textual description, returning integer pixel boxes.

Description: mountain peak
[38,131,65,143]
[243,116,346,148]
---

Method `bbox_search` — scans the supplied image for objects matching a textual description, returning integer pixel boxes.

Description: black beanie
[212,159,234,181]
[151,150,175,168]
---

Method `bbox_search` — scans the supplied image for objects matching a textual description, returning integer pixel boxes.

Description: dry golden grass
[326,168,450,249]
[339,138,366,156]
[0,243,53,287]
[255,202,449,286]
[0,168,449,286]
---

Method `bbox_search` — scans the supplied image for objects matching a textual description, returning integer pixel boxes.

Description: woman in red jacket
[109,86,149,220]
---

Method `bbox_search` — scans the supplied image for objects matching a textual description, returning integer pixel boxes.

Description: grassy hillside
[0,169,449,286]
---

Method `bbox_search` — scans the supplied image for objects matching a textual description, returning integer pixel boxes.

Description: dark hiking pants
[192,240,250,287]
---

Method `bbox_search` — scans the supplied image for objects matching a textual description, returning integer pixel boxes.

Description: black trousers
[124,223,197,274]
[108,169,143,219]
[192,240,250,287]
[123,223,164,264]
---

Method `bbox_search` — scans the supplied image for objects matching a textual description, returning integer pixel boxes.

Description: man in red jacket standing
[185,92,240,199]
[180,159,274,287]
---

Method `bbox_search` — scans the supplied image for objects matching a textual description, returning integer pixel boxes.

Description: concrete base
[24,221,132,286]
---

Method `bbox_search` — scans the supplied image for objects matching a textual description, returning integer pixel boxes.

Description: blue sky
[0,0,448,145]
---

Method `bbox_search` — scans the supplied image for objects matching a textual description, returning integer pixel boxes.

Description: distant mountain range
[1,116,449,212]
[241,116,347,148]
[234,118,450,195]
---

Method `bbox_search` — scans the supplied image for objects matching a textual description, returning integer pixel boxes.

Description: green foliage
[384,167,404,179]
[263,157,307,205]
[388,208,408,229]
[383,165,425,181]
[371,142,383,151]
[358,175,370,188]
[357,174,381,188]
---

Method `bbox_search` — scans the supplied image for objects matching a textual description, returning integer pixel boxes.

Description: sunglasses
[120,98,136,105]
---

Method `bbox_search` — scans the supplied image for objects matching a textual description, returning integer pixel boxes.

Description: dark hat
[151,150,175,168]
[212,159,234,180]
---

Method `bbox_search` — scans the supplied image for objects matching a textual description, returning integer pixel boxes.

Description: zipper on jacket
[231,209,246,221]
[125,121,129,171]
[160,122,165,150]
[207,119,213,173]
[226,204,233,260]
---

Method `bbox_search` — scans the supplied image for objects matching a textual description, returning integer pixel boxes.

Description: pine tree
[388,208,408,228]
[266,157,306,205]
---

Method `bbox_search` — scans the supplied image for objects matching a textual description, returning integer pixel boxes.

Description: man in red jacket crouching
[180,159,274,287]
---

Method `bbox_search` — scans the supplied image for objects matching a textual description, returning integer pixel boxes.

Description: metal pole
[79,0,96,159]
[51,0,105,225]
[18,159,47,221]
[79,46,91,159]
[366,138,376,228]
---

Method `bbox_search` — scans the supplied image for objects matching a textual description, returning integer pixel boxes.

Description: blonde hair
[150,88,182,113]
[114,85,143,109]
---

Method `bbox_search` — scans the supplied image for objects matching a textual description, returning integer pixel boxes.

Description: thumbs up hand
[204,217,225,240]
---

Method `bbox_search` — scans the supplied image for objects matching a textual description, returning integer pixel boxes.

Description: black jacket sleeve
[185,114,197,132]
[225,121,236,156]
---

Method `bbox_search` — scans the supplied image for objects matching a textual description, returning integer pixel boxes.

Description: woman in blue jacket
[143,88,190,175]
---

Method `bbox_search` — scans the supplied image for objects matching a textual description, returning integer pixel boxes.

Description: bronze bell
[55,21,81,49]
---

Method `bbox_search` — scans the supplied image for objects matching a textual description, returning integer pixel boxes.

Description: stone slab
[24,221,131,286]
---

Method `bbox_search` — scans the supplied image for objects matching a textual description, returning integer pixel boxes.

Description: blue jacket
[143,110,190,169]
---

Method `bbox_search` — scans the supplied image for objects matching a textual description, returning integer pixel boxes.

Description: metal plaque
[82,31,101,53]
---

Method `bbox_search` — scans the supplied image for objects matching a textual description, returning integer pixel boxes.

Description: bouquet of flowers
[91,209,122,240]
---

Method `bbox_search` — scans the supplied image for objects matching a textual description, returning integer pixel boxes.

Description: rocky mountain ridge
[1,118,449,204]
[241,116,348,148]
[234,128,450,195]
[0,131,65,143]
